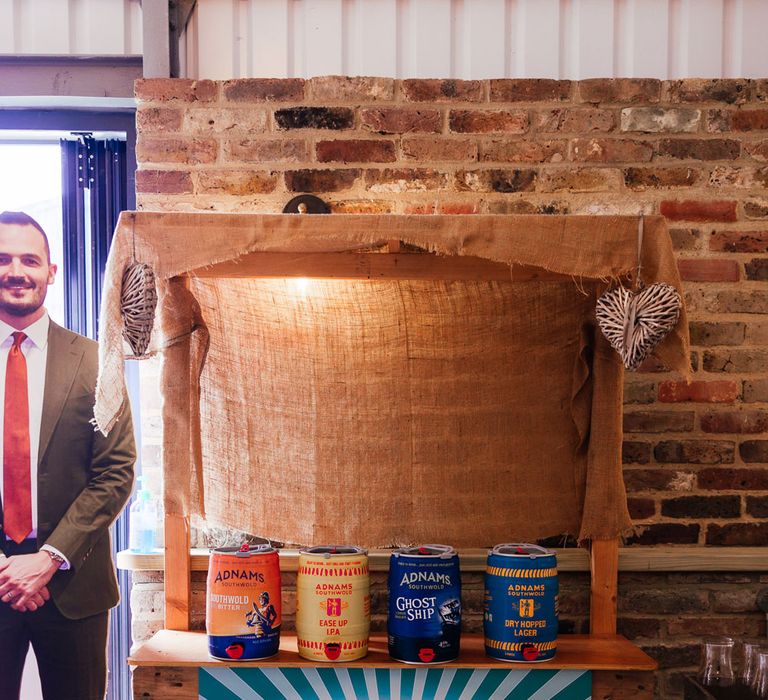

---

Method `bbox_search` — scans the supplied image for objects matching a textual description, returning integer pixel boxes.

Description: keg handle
[491,543,553,558]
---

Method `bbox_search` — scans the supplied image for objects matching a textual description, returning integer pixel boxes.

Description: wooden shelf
[117,546,768,574]
[129,631,657,671]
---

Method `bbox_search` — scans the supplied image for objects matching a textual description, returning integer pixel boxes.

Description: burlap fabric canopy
[95,213,689,546]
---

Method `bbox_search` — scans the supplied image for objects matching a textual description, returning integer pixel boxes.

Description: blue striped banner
[199,667,591,699]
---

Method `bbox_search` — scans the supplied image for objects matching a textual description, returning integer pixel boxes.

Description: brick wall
[131,77,768,699]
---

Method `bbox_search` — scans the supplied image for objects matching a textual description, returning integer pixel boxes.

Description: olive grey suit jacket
[0,320,136,619]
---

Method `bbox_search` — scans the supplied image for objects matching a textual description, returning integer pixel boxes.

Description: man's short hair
[0,211,52,262]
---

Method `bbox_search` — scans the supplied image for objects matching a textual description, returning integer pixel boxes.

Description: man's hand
[0,553,57,612]
[5,586,50,612]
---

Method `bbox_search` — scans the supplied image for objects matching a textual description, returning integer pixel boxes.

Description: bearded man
[0,211,136,700]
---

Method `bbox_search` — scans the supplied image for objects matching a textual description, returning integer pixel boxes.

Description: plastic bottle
[129,477,158,553]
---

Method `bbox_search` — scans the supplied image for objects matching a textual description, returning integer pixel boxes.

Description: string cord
[635,214,644,291]
[131,212,137,263]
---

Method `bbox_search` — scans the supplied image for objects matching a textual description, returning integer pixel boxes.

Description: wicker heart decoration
[596,283,682,371]
[120,262,157,357]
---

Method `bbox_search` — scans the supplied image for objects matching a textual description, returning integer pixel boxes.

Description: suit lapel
[39,322,84,463]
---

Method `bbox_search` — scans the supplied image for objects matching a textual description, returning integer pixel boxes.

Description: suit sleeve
[43,400,136,571]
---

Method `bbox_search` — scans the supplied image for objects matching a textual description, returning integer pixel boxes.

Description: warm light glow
[293,277,312,296]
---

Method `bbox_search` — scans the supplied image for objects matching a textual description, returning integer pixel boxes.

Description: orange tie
[4,332,31,543]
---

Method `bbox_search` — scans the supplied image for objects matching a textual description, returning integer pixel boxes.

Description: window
[0,110,136,700]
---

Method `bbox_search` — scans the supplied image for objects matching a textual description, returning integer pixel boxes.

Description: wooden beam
[164,514,191,631]
[118,545,768,574]
[592,670,657,699]
[161,275,193,631]
[187,252,568,282]
[130,630,656,671]
[590,538,619,636]
[132,666,197,700]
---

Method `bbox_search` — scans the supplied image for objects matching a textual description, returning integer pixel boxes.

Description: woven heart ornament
[596,282,681,371]
[120,262,157,357]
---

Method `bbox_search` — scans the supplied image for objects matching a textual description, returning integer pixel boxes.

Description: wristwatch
[43,549,66,569]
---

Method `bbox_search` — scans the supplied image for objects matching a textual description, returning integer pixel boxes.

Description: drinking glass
[753,649,768,699]
[741,640,765,688]
[697,636,736,688]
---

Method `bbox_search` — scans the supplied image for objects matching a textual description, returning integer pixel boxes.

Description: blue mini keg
[388,544,461,664]
[484,543,558,662]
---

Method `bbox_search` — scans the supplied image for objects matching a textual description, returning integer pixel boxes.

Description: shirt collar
[0,312,50,350]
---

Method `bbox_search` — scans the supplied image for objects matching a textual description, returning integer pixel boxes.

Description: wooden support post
[161,275,195,631]
[590,538,619,635]
[164,514,191,630]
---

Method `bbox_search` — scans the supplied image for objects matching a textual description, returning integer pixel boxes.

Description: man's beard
[2,299,43,316]
[0,281,44,316]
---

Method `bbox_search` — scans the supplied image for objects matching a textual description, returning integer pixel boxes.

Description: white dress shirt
[0,312,70,568]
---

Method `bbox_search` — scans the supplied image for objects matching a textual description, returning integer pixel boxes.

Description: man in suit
[0,211,136,700]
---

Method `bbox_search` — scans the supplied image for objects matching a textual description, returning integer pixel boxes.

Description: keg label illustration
[206,544,281,660]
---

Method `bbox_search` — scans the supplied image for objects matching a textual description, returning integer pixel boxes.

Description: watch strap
[43,549,66,569]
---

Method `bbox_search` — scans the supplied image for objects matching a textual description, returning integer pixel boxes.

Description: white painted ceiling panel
[620,0,670,79]
[182,6,200,79]
[181,0,768,80]
[461,0,507,79]
[125,0,143,56]
[21,0,71,54]
[237,0,250,76]
[197,0,237,79]
[0,0,141,56]
[570,0,615,80]
[299,0,344,77]
[735,0,768,77]
[409,0,453,79]
[249,0,292,78]
[75,0,126,54]
[514,0,562,79]
[349,0,398,78]
[677,0,724,78]
[0,3,16,53]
